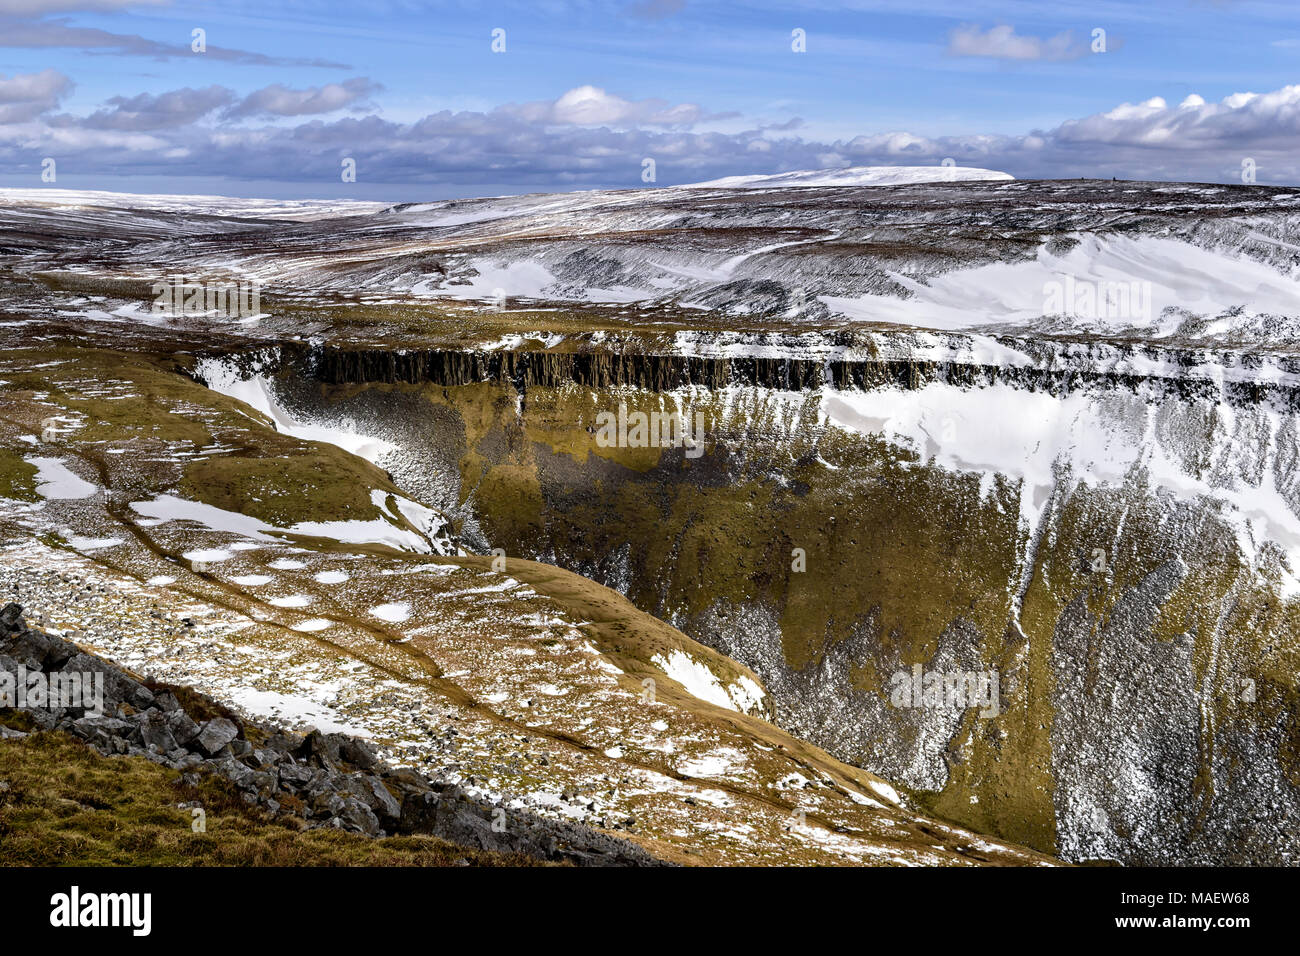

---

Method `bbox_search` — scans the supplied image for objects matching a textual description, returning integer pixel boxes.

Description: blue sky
[2,0,1300,198]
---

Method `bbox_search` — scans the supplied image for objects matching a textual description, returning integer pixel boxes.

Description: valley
[3,173,1299,865]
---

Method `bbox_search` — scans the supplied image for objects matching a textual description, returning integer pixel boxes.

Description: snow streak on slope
[823,233,1300,335]
[196,356,396,464]
[685,165,1014,189]
[819,379,1300,595]
[192,355,455,555]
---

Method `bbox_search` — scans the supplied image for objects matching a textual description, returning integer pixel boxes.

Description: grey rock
[276,761,318,791]
[0,602,22,632]
[245,748,281,770]
[296,730,342,769]
[164,709,200,746]
[137,710,178,753]
[338,736,380,771]
[338,796,381,836]
[345,774,402,820]
[63,652,154,710]
[310,790,346,817]
[153,691,182,713]
[194,717,239,756]
[70,715,132,747]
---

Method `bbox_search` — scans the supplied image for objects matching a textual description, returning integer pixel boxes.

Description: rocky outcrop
[0,603,665,866]
[294,341,1300,411]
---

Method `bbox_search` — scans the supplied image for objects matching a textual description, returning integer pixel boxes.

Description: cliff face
[304,342,1300,408]
[235,333,1300,865]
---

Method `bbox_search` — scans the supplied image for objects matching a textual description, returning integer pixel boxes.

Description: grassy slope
[0,346,425,535]
[0,729,545,867]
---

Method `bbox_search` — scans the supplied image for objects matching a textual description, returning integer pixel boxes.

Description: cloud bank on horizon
[1,0,1299,199]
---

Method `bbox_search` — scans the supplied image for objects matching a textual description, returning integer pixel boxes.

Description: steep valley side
[211,338,1300,865]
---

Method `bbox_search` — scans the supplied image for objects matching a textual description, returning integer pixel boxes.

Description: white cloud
[947,24,1089,61]
[501,85,726,127]
[0,0,161,13]
[6,79,1300,189]
[82,86,234,130]
[0,67,70,123]
[226,78,382,118]
[0,5,347,67]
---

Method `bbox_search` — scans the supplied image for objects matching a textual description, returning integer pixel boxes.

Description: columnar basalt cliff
[302,341,1300,408]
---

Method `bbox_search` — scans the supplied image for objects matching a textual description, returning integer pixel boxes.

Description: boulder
[296,730,342,769]
[337,796,381,836]
[164,709,200,746]
[244,748,281,770]
[194,717,239,756]
[136,710,178,753]
[344,774,402,821]
[63,652,153,710]
[338,737,380,771]
[70,715,133,747]
[276,761,319,791]
[153,691,183,713]
[0,603,22,633]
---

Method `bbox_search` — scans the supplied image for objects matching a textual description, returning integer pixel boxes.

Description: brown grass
[0,731,551,867]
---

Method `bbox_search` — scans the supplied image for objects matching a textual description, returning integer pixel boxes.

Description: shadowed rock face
[304,342,1300,408]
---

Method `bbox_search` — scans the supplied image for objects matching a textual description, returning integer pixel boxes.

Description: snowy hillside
[684,164,1014,189]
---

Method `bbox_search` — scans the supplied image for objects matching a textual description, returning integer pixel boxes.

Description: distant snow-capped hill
[684,165,1015,189]
[0,187,387,221]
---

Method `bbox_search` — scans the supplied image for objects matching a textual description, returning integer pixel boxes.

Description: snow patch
[27,457,97,500]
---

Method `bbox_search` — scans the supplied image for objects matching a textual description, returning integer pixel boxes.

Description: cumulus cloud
[947,24,1091,61]
[1052,87,1300,154]
[0,67,71,123]
[225,79,383,118]
[499,85,729,127]
[80,85,234,130]
[5,81,1300,190]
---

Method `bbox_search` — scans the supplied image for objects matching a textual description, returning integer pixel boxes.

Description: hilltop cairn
[0,603,663,866]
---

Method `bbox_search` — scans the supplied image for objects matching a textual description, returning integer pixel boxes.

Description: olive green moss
[0,447,38,502]
[0,348,421,533]
[0,730,547,867]
[179,453,391,528]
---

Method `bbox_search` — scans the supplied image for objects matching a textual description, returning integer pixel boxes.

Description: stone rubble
[0,602,666,866]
